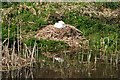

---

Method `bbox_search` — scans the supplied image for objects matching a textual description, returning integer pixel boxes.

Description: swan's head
[54,21,65,29]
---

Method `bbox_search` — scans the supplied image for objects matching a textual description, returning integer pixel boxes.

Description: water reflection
[2,62,120,79]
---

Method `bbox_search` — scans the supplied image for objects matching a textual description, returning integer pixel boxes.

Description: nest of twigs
[35,24,89,54]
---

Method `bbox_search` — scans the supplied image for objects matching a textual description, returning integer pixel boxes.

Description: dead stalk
[19,22,22,57]
[0,48,1,71]
[25,45,28,59]
[7,20,10,49]
[17,25,20,57]
[31,41,36,63]
[110,54,113,64]
[81,53,84,63]
[115,53,118,65]
[36,45,39,60]
[2,38,8,44]
[87,50,91,64]
[94,54,97,64]
[24,43,31,58]
[11,41,16,66]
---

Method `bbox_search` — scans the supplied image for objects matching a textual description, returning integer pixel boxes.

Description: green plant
[23,38,69,52]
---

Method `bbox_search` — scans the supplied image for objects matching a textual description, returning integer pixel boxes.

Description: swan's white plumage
[58,21,65,25]
[54,21,65,28]
[54,57,64,62]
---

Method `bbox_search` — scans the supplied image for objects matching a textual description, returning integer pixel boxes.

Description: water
[2,62,120,79]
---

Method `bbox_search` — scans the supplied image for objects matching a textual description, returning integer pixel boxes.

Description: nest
[35,24,89,53]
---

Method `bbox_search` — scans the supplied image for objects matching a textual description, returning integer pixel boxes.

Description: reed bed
[1,24,37,71]
[1,2,120,72]
[2,37,119,71]
[2,22,119,71]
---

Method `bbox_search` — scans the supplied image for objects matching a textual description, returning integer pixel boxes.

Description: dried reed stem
[81,53,84,63]
[17,25,20,57]
[24,43,32,58]
[87,50,91,64]
[0,36,2,71]
[94,54,97,64]
[30,41,36,63]
[11,41,16,66]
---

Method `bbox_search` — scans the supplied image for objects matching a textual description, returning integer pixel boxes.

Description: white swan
[54,57,64,63]
[54,21,65,28]
[58,21,65,25]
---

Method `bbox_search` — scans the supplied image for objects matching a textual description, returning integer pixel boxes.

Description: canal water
[2,62,120,79]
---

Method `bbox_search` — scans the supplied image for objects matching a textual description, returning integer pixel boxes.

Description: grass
[1,2,120,71]
[24,38,69,52]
